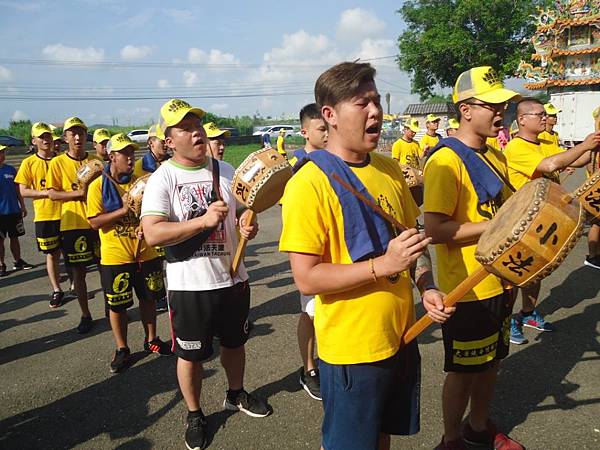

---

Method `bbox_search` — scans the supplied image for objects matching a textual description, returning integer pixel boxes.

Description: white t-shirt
[141,158,248,291]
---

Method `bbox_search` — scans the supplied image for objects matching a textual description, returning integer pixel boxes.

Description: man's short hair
[516,98,543,116]
[315,62,376,109]
[299,103,322,126]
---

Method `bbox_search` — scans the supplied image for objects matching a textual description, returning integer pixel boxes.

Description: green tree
[397,0,551,100]
[424,93,453,104]
[0,120,33,144]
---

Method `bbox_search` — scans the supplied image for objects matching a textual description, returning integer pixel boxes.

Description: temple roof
[524,77,600,89]
[532,46,600,59]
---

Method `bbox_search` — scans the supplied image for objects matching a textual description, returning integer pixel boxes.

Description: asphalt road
[1,165,599,450]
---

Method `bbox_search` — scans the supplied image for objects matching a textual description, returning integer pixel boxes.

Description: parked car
[220,127,240,137]
[127,129,149,143]
[0,135,25,146]
[252,125,296,139]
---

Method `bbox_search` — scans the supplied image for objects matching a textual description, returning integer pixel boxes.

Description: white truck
[550,91,600,146]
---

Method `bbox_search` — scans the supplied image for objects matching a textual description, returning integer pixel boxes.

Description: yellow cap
[52,131,63,141]
[159,99,205,131]
[31,122,53,138]
[426,114,441,123]
[203,122,231,138]
[92,128,111,143]
[544,103,561,115]
[148,123,165,140]
[106,133,139,153]
[447,118,460,129]
[453,66,520,104]
[404,118,420,133]
[0,144,7,151]
[63,116,88,132]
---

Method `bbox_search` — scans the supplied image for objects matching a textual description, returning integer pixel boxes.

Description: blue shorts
[320,342,421,450]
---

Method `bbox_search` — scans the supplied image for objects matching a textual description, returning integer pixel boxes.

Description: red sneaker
[462,421,525,450]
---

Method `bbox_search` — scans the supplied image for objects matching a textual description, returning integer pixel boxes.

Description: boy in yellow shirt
[280,61,449,450]
[391,118,421,168]
[133,124,170,178]
[504,98,600,344]
[46,117,99,334]
[276,128,286,158]
[446,118,459,136]
[203,122,231,160]
[419,113,442,157]
[92,128,111,161]
[15,122,64,307]
[87,133,171,372]
[424,66,523,449]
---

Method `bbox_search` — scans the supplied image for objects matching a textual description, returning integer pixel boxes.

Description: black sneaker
[584,255,600,270]
[76,316,94,334]
[0,263,6,277]
[110,347,131,373]
[223,389,272,417]
[49,291,64,308]
[144,337,173,355]
[299,367,322,401]
[155,297,168,312]
[185,411,207,450]
[13,258,33,270]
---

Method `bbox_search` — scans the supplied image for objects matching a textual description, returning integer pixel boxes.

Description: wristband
[369,258,378,283]
[421,283,438,296]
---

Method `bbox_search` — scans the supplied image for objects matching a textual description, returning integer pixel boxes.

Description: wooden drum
[76,159,104,190]
[570,170,600,221]
[400,164,423,206]
[126,174,151,218]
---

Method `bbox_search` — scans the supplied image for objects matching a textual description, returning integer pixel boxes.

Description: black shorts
[169,281,250,361]
[35,220,61,253]
[100,258,166,312]
[0,213,25,239]
[442,291,512,373]
[60,229,99,266]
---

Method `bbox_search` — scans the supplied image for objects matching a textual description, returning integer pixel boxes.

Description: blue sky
[0,0,427,128]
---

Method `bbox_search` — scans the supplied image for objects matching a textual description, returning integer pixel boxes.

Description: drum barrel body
[572,170,600,220]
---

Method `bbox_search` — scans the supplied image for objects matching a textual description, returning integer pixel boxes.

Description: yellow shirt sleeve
[391,139,401,160]
[504,138,546,189]
[14,157,32,187]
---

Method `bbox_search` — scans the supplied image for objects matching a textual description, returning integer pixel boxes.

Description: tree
[397,0,551,100]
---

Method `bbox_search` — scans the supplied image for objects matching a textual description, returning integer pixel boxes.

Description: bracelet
[369,258,378,283]
[420,283,438,296]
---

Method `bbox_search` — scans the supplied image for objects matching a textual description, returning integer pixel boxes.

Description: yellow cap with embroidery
[203,122,231,138]
[543,103,561,115]
[148,123,165,140]
[92,128,111,143]
[0,144,7,151]
[404,118,420,133]
[106,132,139,153]
[453,66,520,104]
[31,122,53,138]
[63,116,88,132]
[426,114,440,123]
[447,118,460,129]
[159,98,205,131]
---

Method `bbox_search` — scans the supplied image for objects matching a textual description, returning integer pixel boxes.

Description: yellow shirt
[424,145,511,302]
[46,152,99,231]
[391,138,421,168]
[87,175,159,265]
[538,130,559,148]
[276,135,286,156]
[419,133,440,157]
[132,154,168,178]
[486,137,501,151]
[280,152,420,365]
[14,154,61,221]
[504,136,563,190]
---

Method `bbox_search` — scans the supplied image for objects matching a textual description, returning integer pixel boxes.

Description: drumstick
[231,210,256,275]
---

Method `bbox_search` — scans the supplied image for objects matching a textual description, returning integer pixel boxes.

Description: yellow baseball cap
[447,118,460,129]
[543,103,561,115]
[0,144,7,151]
[453,66,520,104]
[63,116,88,132]
[106,133,139,153]
[52,131,63,142]
[92,128,111,143]
[159,98,205,131]
[426,114,441,123]
[203,122,231,139]
[148,123,165,140]
[404,118,420,133]
[31,122,53,138]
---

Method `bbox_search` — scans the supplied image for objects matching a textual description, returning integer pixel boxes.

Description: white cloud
[12,110,29,121]
[120,45,152,61]
[337,8,386,43]
[42,44,104,62]
[165,8,194,22]
[157,79,171,89]
[0,1,45,12]
[0,66,12,81]
[353,39,395,61]
[209,103,229,112]
[183,70,199,87]
[188,48,240,66]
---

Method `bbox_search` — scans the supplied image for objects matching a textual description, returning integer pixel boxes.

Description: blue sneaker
[522,309,554,332]
[510,317,528,345]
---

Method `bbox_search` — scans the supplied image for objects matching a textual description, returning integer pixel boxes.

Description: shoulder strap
[478,148,517,193]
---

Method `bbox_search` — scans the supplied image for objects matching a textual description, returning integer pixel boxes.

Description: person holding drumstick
[280,62,448,450]
[423,66,522,449]
[141,99,271,450]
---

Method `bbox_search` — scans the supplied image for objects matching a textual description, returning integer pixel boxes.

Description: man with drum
[46,117,100,334]
[423,66,523,449]
[280,61,449,450]
[87,133,171,373]
[504,98,600,345]
[141,99,271,450]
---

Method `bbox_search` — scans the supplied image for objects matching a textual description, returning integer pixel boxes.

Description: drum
[475,178,585,287]
[232,148,292,213]
[400,164,423,206]
[570,170,600,220]
[126,174,151,217]
[76,159,104,190]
